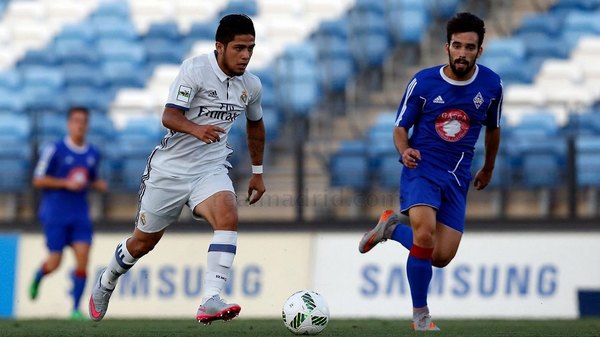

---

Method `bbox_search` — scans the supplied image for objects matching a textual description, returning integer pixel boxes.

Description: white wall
[13,231,600,319]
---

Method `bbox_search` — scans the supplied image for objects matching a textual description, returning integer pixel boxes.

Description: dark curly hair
[446,12,486,47]
[215,14,255,45]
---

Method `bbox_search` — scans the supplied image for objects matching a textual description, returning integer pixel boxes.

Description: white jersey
[149,52,263,177]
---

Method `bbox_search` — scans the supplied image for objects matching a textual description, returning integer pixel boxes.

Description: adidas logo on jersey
[433,96,445,104]
[207,90,219,99]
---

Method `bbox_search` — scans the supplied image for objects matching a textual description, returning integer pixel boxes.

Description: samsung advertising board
[15,233,312,319]
[313,232,600,319]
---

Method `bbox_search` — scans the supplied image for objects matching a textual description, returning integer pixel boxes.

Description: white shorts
[135,164,235,233]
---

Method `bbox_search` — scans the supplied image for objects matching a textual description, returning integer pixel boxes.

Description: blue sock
[390,224,413,250]
[407,245,433,308]
[72,270,87,311]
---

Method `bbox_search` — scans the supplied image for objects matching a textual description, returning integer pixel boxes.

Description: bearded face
[445,32,482,79]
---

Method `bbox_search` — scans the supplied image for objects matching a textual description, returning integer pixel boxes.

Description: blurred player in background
[358,12,502,331]
[89,13,266,324]
[30,106,108,320]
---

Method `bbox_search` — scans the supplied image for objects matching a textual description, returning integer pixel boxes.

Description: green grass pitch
[1,318,599,337]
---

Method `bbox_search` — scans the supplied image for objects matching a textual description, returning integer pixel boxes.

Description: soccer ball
[282,290,330,335]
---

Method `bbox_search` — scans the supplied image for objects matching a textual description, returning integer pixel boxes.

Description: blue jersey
[34,137,101,222]
[395,64,502,180]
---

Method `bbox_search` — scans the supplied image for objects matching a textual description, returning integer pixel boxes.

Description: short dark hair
[446,12,486,47]
[215,14,255,45]
[68,106,90,119]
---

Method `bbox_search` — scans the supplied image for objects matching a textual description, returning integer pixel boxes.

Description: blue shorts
[42,217,93,252]
[399,167,470,233]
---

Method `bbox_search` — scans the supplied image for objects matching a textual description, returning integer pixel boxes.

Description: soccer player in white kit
[89,14,266,324]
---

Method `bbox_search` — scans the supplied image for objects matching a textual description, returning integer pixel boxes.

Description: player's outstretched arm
[246,118,266,204]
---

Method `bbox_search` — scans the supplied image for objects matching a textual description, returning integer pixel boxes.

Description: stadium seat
[329,140,370,190]
[377,152,401,189]
[387,8,428,44]
[427,0,463,19]
[144,38,186,65]
[22,66,65,91]
[97,39,146,65]
[515,13,564,38]
[53,40,99,67]
[0,88,25,114]
[576,135,600,187]
[91,1,130,20]
[552,0,600,11]
[219,0,258,17]
[18,49,59,68]
[0,69,22,90]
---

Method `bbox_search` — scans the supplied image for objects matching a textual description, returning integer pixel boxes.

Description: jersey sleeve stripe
[165,103,189,111]
[395,78,418,126]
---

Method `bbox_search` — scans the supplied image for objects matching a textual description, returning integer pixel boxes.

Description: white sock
[202,231,237,302]
[101,238,138,290]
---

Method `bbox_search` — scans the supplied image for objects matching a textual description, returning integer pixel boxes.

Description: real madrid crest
[240,90,248,105]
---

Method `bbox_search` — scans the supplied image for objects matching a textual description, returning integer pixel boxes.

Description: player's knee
[412,230,435,247]
[213,212,238,230]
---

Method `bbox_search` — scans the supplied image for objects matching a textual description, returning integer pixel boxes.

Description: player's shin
[101,238,138,290]
[202,230,237,302]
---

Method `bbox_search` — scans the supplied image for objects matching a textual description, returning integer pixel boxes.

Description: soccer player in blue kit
[30,106,108,319]
[359,12,502,331]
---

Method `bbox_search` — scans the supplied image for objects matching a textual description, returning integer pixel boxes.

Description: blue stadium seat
[55,22,97,45]
[0,69,22,90]
[387,8,428,44]
[145,22,181,41]
[329,141,370,190]
[318,54,355,93]
[24,87,67,114]
[91,1,130,20]
[92,17,138,40]
[428,0,463,19]
[576,136,600,187]
[97,39,146,64]
[33,112,66,145]
[511,112,559,139]
[144,38,186,65]
[63,64,107,89]
[552,0,600,12]
[515,13,564,38]
[275,44,320,115]
[219,0,258,17]
[0,88,26,114]
[0,158,31,192]
[521,153,563,188]
[522,33,570,60]
[566,110,600,135]
[184,20,219,49]
[101,62,147,88]
[53,40,99,67]
[19,49,59,68]
[377,152,401,189]
[484,38,527,60]
[65,86,110,112]
[22,67,65,91]
[348,5,391,68]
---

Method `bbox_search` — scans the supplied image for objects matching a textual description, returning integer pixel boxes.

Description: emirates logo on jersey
[435,109,470,142]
